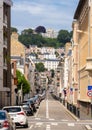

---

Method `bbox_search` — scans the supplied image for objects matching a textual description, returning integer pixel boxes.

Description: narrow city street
[17,91,91,130]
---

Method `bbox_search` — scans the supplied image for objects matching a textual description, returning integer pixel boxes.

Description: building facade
[73,0,92,119]
[0,0,12,108]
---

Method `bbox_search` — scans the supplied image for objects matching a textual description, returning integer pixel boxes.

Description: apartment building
[0,0,12,108]
[11,32,33,101]
[54,58,64,100]
[11,32,25,74]
[73,0,92,119]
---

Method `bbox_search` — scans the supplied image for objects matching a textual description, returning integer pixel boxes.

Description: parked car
[27,99,37,113]
[0,110,16,130]
[21,99,28,105]
[39,91,46,101]
[2,106,28,128]
[32,95,41,108]
[22,104,34,116]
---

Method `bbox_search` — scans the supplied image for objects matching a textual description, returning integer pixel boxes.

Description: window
[3,69,7,87]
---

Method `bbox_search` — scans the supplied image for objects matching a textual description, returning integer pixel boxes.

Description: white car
[2,106,28,128]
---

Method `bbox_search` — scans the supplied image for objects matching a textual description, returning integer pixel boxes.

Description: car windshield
[0,112,6,120]
[3,107,21,112]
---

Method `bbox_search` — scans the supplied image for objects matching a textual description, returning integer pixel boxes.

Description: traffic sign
[87,91,92,97]
[88,86,92,90]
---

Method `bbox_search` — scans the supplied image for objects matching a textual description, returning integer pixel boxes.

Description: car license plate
[11,114,16,117]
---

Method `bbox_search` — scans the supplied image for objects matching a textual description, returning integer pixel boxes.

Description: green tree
[35,62,46,72]
[57,30,72,46]
[11,27,18,33]
[21,28,33,35]
[17,27,73,48]
[16,70,30,95]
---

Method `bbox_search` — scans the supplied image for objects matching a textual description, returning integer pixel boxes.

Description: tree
[16,70,30,95]
[11,27,18,33]
[35,62,46,72]
[35,26,46,33]
[21,28,33,35]
[57,30,72,46]
[18,27,72,48]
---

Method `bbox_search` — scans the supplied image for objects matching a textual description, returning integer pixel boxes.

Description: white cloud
[11,0,79,32]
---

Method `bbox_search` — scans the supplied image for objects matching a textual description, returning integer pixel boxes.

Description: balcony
[85,57,92,72]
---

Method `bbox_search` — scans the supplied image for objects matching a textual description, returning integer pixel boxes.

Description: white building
[43,53,56,59]
[33,59,60,71]
[45,59,60,71]
[41,47,55,54]
[63,57,69,89]
[42,28,58,38]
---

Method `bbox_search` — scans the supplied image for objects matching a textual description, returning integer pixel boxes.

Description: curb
[59,102,79,121]
[63,105,80,121]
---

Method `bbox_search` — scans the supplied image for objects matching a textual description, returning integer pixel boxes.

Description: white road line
[46,99,49,118]
[34,106,40,117]
[35,118,41,120]
[51,123,58,125]
[46,124,50,130]
[68,123,75,126]
[29,125,33,129]
[49,118,55,120]
[36,122,43,125]
[61,119,68,121]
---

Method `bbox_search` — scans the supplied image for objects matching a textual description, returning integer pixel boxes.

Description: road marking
[68,123,75,126]
[51,123,58,125]
[35,118,41,120]
[85,125,92,130]
[49,118,55,120]
[36,122,43,125]
[62,119,68,121]
[29,125,33,129]
[34,106,40,117]
[46,124,50,130]
[46,99,49,118]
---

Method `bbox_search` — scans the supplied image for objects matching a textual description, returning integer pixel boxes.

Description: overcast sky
[11,0,79,33]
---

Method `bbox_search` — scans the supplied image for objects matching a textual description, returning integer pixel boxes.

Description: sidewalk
[52,93,92,130]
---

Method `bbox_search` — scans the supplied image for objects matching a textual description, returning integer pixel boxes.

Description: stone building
[73,0,92,119]
[0,0,12,108]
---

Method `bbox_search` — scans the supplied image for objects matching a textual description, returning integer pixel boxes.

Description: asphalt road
[17,91,92,130]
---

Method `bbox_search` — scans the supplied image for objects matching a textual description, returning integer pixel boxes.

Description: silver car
[0,110,16,130]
